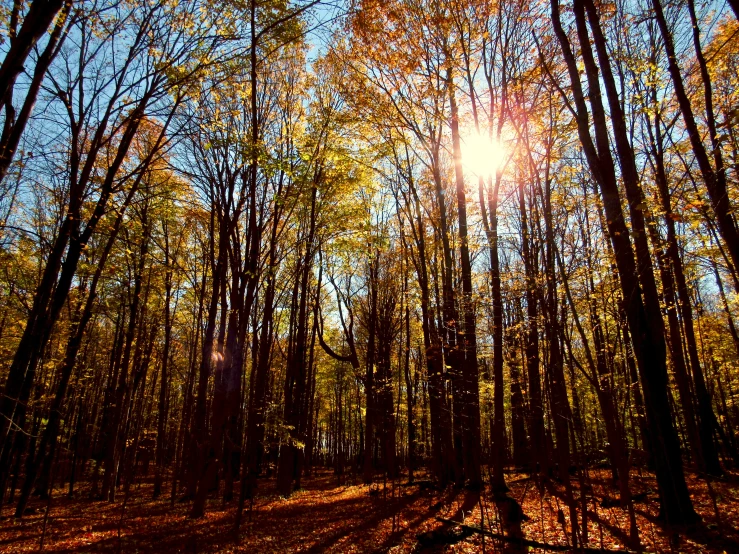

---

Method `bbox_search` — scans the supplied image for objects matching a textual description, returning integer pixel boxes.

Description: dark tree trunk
[448,68,482,488]
[551,0,697,524]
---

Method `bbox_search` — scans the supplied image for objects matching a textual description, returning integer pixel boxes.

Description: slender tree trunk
[551,0,697,524]
[651,0,739,275]
[448,65,482,488]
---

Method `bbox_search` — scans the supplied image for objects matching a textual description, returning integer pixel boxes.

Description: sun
[461,133,507,178]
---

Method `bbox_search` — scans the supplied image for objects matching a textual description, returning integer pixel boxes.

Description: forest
[0,0,739,551]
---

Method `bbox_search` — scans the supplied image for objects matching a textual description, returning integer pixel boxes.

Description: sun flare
[461,133,507,178]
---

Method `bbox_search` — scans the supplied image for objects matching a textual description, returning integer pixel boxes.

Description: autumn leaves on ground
[2,468,739,553]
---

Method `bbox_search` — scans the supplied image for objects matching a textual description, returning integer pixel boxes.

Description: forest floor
[1,468,738,553]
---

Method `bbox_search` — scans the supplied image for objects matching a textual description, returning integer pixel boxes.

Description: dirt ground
[1,468,738,553]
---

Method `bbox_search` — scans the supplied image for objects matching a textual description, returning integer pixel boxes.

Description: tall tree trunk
[551,0,697,524]
[154,227,174,498]
[15,185,134,515]
[448,65,482,488]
